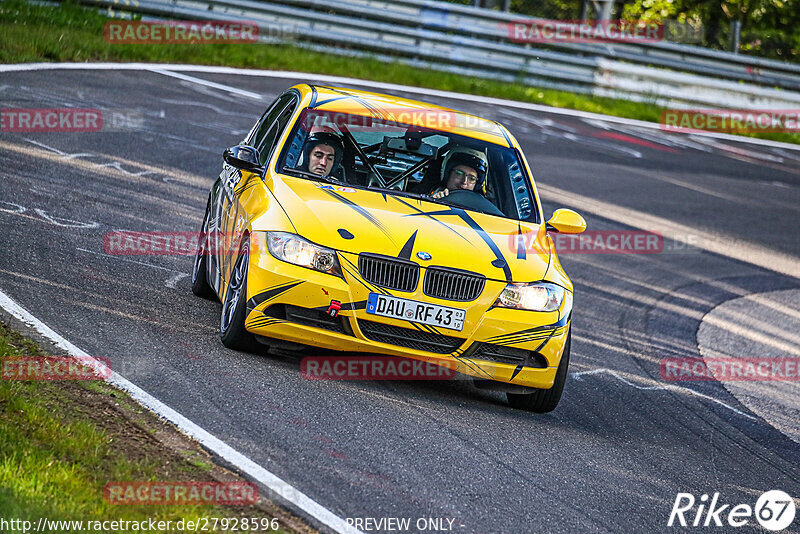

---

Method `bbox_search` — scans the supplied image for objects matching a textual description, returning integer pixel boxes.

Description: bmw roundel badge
[416,251,432,261]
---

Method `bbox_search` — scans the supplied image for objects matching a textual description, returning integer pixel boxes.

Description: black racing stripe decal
[406,322,429,334]
[392,197,471,243]
[454,355,493,379]
[484,315,570,342]
[309,84,318,107]
[246,281,304,310]
[312,96,350,107]
[404,205,512,282]
[235,179,259,196]
[340,255,392,296]
[417,323,439,335]
[246,317,282,329]
[486,326,567,346]
[350,95,387,117]
[510,328,560,381]
[491,332,560,346]
[245,316,283,328]
[452,209,513,283]
[321,189,397,245]
[542,238,553,281]
[317,86,352,97]
[485,325,555,341]
[314,89,384,118]
[267,186,298,234]
[424,324,450,337]
[398,230,417,260]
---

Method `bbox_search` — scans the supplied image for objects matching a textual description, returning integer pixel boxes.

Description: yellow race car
[191,84,586,412]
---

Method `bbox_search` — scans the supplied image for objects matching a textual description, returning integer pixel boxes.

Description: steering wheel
[440,189,504,217]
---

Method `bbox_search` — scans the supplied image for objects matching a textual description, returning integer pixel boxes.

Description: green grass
[0,321,292,533]
[0,0,798,144]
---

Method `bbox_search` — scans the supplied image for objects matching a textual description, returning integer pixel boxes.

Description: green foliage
[619,0,798,59]
[0,322,284,531]
[438,0,797,60]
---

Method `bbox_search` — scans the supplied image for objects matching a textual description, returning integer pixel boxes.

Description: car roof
[300,85,512,147]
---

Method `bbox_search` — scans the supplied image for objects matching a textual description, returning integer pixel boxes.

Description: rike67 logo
[669,490,796,530]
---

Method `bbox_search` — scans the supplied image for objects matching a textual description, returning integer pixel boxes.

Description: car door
[218,91,300,292]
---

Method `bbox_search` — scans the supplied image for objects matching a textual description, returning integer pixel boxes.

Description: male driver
[300,132,344,177]
[431,146,488,199]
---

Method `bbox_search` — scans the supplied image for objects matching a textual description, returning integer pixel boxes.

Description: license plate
[366,293,465,331]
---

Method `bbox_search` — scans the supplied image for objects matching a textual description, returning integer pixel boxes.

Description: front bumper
[244,250,570,389]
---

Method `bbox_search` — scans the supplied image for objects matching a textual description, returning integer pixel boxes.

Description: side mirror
[223,145,263,172]
[546,208,586,234]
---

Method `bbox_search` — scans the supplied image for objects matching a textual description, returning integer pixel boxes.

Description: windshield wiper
[280,166,345,185]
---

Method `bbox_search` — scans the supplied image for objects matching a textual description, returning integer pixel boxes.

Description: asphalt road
[1,67,799,533]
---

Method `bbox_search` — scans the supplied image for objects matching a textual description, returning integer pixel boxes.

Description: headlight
[266,231,341,276]
[495,282,566,312]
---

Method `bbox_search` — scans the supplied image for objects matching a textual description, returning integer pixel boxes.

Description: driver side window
[246,92,298,163]
[255,102,297,165]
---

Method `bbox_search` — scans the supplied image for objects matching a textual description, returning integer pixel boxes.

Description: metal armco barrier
[75,0,800,108]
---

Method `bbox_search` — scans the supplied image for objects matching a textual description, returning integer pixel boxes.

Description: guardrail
[73,0,800,108]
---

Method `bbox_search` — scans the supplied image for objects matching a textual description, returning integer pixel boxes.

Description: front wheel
[220,237,259,352]
[507,329,571,413]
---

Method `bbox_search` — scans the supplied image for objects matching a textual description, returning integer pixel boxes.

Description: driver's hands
[432,188,450,199]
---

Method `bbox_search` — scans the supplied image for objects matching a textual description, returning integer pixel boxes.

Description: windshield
[277,108,539,222]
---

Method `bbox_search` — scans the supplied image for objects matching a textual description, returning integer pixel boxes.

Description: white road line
[147,68,263,100]
[0,287,362,534]
[78,248,189,288]
[165,272,189,288]
[571,368,756,420]
[34,209,99,229]
[538,183,800,279]
[3,62,800,151]
[77,247,181,273]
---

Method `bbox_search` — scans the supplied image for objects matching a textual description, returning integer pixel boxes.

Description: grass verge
[0,0,797,145]
[0,319,310,533]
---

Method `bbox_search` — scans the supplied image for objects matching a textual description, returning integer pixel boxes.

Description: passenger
[300,132,344,177]
[431,147,488,199]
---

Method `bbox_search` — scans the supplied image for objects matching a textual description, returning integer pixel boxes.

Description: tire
[191,199,215,299]
[219,237,259,352]
[507,329,571,413]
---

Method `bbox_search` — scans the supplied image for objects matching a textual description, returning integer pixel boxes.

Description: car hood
[266,176,551,283]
